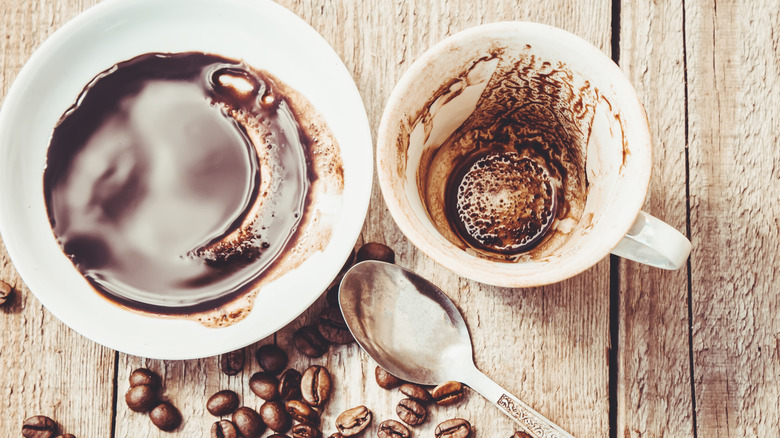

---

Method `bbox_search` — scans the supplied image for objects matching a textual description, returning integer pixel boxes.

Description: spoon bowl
[339,261,575,438]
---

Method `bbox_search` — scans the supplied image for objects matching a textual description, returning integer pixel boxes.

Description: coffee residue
[44,52,343,325]
[419,49,598,261]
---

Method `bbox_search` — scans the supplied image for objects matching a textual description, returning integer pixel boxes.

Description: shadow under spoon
[338,260,575,438]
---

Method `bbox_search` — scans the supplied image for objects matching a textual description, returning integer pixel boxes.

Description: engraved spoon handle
[458,365,575,438]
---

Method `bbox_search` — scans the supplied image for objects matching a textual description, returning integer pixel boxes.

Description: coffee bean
[150,402,182,431]
[339,247,356,276]
[0,280,13,306]
[278,368,302,400]
[211,420,239,438]
[21,415,58,438]
[285,399,319,425]
[395,398,427,426]
[54,435,76,438]
[207,390,239,416]
[431,381,464,406]
[260,400,290,432]
[434,419,471,438]
[256,344,288,374]
[250,372,280,400]
[328,434,344,438]
[399,383,432,403]
[232,407,266,438]
[374,366,403,389]
[356,242,395,264]
[291,423,322,438]
[220,350,245,376]
[269,435,292,438]
[378,419,410,438]
[128,368,161,389]
[301,365,331,407]
[317,308,353,344]
[335,405,372,437]
[325,283,341,307]
[511,432,533,438]
[125,384,159,412]
[294,325,330,357]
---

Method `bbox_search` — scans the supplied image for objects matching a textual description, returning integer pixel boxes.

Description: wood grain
[0,2,112,438]
[617,0,696,437]
[685,0,780,436]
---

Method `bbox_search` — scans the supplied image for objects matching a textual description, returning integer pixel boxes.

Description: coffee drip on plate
[44,52,336,318]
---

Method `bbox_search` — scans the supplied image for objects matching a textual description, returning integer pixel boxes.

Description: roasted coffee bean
[328,434,344,438]
[250,372,280,400]
[128,368,161,389]
[374,366,403,389]
[21,415,58,438]
[511,432,532,438]
[291,423,322,438]
[256,344,288,374]
[269,435,292,438]
[378,419,410,438]
[395,398,427,426]
[125,384,159,412]
[431,381,464,406]
[220,350,245,376]
[278,368,302,400]
[294,325,330,358]
[285,399,319,425]
[207,390,239,416]
[356,242,395,264]
[317,308,353,344]
[150,402,182,431]
[232,407,266,438]
[301,365,331,407]
[0,280,13,306]
[260,401,290,432]
[399,383,432,403]
[211,420,239,438]
[325,283,341,307]
[54,435,76,438]
[335,405,372,436]
[339,248,357,275]
[434,418,471,438]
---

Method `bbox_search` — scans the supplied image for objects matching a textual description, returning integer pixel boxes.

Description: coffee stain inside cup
[412,47,601,261]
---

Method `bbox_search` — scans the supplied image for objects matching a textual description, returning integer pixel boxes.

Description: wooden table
[1,0,778,436]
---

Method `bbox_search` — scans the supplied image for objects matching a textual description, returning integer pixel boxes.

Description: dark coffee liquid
[446,150,557,255]
[44,52,312,313]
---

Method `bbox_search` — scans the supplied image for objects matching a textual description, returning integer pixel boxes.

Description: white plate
[0,0,372,359]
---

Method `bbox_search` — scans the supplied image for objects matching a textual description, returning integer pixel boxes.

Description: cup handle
[610,211,691,270]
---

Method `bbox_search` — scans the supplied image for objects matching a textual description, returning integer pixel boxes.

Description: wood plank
[301,0,615,437]
[617,0,696,437]
[685,0,780,436]
[0,2,114,437]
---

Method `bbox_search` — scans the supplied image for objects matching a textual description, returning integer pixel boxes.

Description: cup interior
[377,22,651,287]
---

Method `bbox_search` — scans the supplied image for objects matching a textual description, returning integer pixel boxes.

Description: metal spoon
[339,261,574,438]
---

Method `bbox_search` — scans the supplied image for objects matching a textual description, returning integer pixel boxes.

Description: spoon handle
[462,367,575,438]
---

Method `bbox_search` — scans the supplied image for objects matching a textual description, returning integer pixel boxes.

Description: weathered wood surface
[617,1,695,437]
[686,0,780,437]
[1,0,778,437]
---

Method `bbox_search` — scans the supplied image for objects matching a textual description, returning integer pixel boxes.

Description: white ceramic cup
[377,22,691,288]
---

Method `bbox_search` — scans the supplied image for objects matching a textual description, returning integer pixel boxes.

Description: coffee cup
[376,22,691,288]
